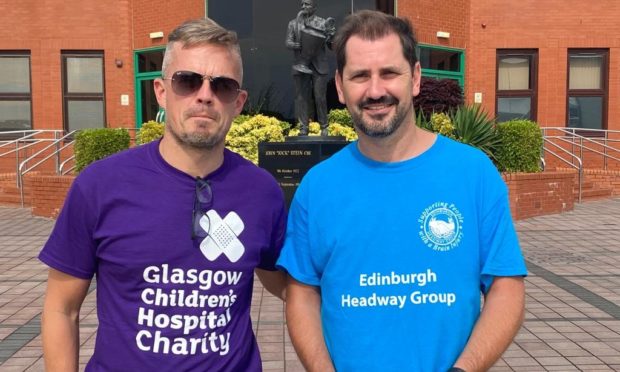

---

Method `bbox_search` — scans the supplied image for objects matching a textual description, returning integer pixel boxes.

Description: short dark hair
[332,10,418,73]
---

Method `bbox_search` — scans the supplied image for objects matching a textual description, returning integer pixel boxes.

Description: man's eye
[382,71,399,79]
[349,74,369,82]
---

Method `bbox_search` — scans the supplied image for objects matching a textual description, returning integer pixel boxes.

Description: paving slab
[0,198,619,371]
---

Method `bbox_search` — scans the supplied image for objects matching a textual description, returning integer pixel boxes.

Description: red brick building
[403,0,620,132]
[1,0,618,133]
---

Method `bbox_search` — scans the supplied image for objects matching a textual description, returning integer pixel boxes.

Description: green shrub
[328,109,353,127]
[430,112,455,139]
[225,114,288,164]
[74,128,130,172]
[233,114,253,125]
[496,119,542,172]
[414,77,464,119]
[450,104,500,160]
[136,121,165,145]
[416,110,432,131]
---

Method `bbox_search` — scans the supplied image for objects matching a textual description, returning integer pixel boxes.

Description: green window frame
[134,47,165,128]
[417,44,465,87]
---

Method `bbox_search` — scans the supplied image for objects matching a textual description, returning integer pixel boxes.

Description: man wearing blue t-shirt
[40,19,287,371]
[276,10,527,372]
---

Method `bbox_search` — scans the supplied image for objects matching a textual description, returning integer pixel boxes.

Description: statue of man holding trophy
[286,0,336,136]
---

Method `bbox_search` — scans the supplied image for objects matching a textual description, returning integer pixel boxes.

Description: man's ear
[335,70,346,104]
[234,90,248,116]
[154,78,167,109]
[412,62,422,97]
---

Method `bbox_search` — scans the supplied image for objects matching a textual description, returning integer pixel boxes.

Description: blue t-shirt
[277,135,527,372]
[39,140,286,371]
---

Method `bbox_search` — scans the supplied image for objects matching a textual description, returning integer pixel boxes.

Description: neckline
[349,134,443,171]
[148,139,230,184]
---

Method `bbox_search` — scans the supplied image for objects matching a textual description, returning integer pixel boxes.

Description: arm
[452,276,525,372]
[286,276,334,372]
[255,268,286,300]
[41,268,91,372]
[285,20,301,50]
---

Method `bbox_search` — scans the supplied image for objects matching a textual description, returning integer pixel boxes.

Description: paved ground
[0,198,619,371]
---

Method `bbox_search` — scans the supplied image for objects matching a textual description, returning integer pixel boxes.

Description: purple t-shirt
[39,140,286,371]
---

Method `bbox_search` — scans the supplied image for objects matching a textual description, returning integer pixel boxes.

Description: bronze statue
[286,0,335,136]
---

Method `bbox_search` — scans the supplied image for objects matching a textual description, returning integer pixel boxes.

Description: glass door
[134,48,165,127]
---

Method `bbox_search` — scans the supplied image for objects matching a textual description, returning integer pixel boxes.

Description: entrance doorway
[134,48,164,127]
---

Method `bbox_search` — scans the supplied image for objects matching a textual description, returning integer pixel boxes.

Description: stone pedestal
[258,139,348,207]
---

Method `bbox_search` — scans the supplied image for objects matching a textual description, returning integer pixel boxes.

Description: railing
[58,155,76,175]
[18,131,76,206]
[542,137,583,202]
[1,127,144,208]
[541,127,620,202]
[542,127,620,170]
[0,130,65,185]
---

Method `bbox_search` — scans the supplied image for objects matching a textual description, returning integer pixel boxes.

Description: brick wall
[1,0,134,131]
[397,1,620,131]
[398,0,469,49]
[132,0,205,50]
[25,174,75,219]
[465,0,620,131]
[583,169,620,195]
[502,171,577,220]
[556,167,620,196]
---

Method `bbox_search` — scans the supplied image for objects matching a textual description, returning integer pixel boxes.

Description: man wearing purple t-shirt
[39,18,287,371]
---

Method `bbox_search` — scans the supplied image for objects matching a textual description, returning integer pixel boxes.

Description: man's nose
[366,76,387,99]
[196,78,215,105]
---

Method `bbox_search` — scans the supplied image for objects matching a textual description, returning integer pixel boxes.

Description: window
[62,52,105,131]
[567,49,608,130]
[496,50,537,122]
[135,48,165,126]
[418,45,464,87]
[376,0,394,14]
[0,52,32,131]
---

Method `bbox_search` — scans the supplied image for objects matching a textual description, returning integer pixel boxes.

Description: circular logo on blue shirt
[418,202,463,251]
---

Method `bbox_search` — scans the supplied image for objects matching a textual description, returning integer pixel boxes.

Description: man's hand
[452,276,525,371]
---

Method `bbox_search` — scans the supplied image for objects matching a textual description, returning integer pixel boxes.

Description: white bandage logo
[199,210,245,262]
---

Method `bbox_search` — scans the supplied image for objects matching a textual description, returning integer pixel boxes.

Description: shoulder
[436,135,496,170]
[297,143,355,187]
[76,141,154,185]
[435,136,506,195]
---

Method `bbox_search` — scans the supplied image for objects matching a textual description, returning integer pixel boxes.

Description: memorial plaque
[259,140,348,207]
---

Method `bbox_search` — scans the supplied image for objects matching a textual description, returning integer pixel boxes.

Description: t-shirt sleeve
[276,180,321,286]
[38,178,98,279]
[478,162,528,293]
[258,199,288,271]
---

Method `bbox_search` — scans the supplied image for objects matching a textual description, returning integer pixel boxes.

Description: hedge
[74,128,130,172]
[496,119,542,172]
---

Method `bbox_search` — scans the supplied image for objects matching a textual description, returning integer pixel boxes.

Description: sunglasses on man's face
[164,70,241,103]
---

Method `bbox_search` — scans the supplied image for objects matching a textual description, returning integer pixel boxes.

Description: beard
[167,108,226,150]
[351,95,409,138]
[168,126,222,150]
